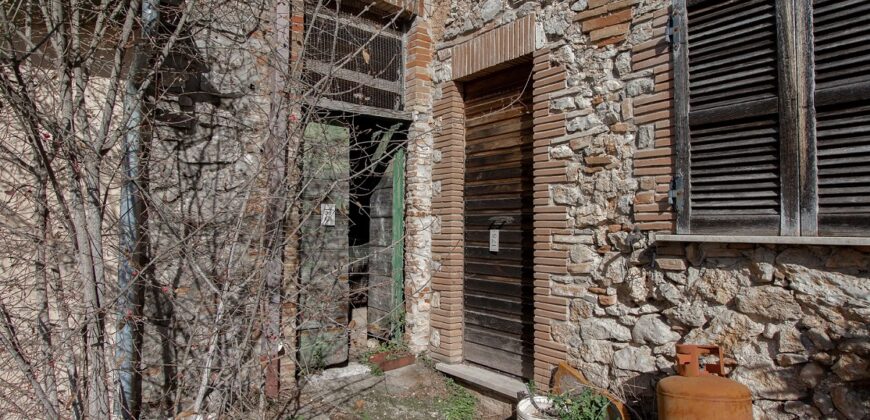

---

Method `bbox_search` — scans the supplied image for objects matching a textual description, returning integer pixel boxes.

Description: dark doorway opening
[296,111,409,371]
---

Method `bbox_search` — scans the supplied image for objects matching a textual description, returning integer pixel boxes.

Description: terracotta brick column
[403,17,436,354]
[271,0,308,392]
[429,81,465,362]
[530,48,570,389]
[630,7,676,232]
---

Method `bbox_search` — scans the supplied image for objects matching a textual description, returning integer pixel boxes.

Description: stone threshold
[653,233,870,247]
[435,362,528,401]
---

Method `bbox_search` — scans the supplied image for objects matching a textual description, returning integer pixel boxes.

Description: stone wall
[426,0,870,418]
[146,0,277,409]
[402,15,437,354]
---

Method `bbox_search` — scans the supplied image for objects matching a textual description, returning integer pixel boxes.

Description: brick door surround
[428,15,571,389]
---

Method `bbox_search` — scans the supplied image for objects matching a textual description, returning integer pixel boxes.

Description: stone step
[435,362,528,401]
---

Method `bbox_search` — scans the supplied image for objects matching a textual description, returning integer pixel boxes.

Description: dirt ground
[291,362,511,420]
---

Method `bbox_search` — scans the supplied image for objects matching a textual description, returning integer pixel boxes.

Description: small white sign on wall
[489,229,499,253]
[321,203,336,226]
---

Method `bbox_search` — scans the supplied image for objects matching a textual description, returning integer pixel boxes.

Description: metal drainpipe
[116,0,159,418]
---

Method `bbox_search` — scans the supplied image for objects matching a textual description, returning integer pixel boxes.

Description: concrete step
[435,362,528,401]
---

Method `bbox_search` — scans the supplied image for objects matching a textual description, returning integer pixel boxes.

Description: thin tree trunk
[34,158,60,415]
[50,250,85,420]
[0,301,60,419]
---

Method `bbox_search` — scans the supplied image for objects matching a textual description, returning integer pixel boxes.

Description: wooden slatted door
[299,123,350,368]
[463,65,534,379]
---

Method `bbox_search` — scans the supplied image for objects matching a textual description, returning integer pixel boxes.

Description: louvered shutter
[812,0,870,236]
[674,0,786,235]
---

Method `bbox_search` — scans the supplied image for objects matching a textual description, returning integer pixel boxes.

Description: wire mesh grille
[303,6,405,112]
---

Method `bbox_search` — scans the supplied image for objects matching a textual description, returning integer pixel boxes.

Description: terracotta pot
[368,351,415,372]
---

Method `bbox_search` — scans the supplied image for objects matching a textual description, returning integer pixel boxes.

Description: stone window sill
[652,233,870,247]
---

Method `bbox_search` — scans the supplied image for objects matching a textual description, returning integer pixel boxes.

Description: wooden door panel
[463,64,535,380]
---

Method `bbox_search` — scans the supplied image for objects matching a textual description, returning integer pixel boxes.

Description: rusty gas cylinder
[657,344,753,420]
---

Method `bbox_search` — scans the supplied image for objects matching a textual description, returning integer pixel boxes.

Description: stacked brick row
[630,7,675,232]
[428,81,465,362]
[574,0,637,47]
[451,15,537,80]
[530,48,571,389]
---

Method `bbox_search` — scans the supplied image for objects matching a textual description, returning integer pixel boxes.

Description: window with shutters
[672,0,870,237]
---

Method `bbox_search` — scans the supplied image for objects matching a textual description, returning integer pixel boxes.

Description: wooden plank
[464,278,529,297]
[310,97,411,120]
[465,229,527,244]
[690,214,780,235]
[465,197,525,210]
[466,108,526,128]
[464,326,532,356]
[464,310,528,335]
[465,183,528,197]
[775,0,800,236]
[466,167,524,182]
[465,262,525,278]
[673,0,691,233]
[435,363,528,401]
[655,232,870,246]
[465,294,533,318]
[390,149,405,340]
[797,0,817,236]
[465,245,523,260]
[305,59,402,94]
[465,119,534,141]
[464,342,532,379]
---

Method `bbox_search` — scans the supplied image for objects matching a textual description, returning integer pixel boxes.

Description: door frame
[427,43,572,389]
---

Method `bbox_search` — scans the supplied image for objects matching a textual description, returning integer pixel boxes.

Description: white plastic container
[516,396,554,420]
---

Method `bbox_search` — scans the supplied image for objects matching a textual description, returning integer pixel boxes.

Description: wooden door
[299,122,350,369]
[463,64,534,379]
[367,149,405,340]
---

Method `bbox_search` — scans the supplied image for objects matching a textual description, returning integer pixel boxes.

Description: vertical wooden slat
[672,0,692,233]
[391,149,406,341]
[797,0,818,236]
[776,0,801,236]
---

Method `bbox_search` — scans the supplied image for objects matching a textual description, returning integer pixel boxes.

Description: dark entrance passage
[462,63,535,379]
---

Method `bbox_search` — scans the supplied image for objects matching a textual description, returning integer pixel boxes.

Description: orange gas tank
[657,344,753,420]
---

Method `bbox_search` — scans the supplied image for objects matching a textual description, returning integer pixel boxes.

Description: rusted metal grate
[303,5,404,112]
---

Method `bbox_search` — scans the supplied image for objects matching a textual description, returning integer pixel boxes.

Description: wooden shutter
[812,0,870,236]
[675,0,787,235]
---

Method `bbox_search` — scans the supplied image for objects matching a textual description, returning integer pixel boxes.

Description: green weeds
[438,379,477,420]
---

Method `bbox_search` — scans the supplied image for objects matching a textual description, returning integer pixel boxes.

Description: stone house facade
[2,0,866,417]
[377,0,870,418]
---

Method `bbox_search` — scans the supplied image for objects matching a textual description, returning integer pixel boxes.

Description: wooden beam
[309,97,411,120]
[653,233,870,247]
[796,0,817,236]
[305,59,402,94]
[305,8,404,39]
[775,0,801,236]
[672,0,691,234]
